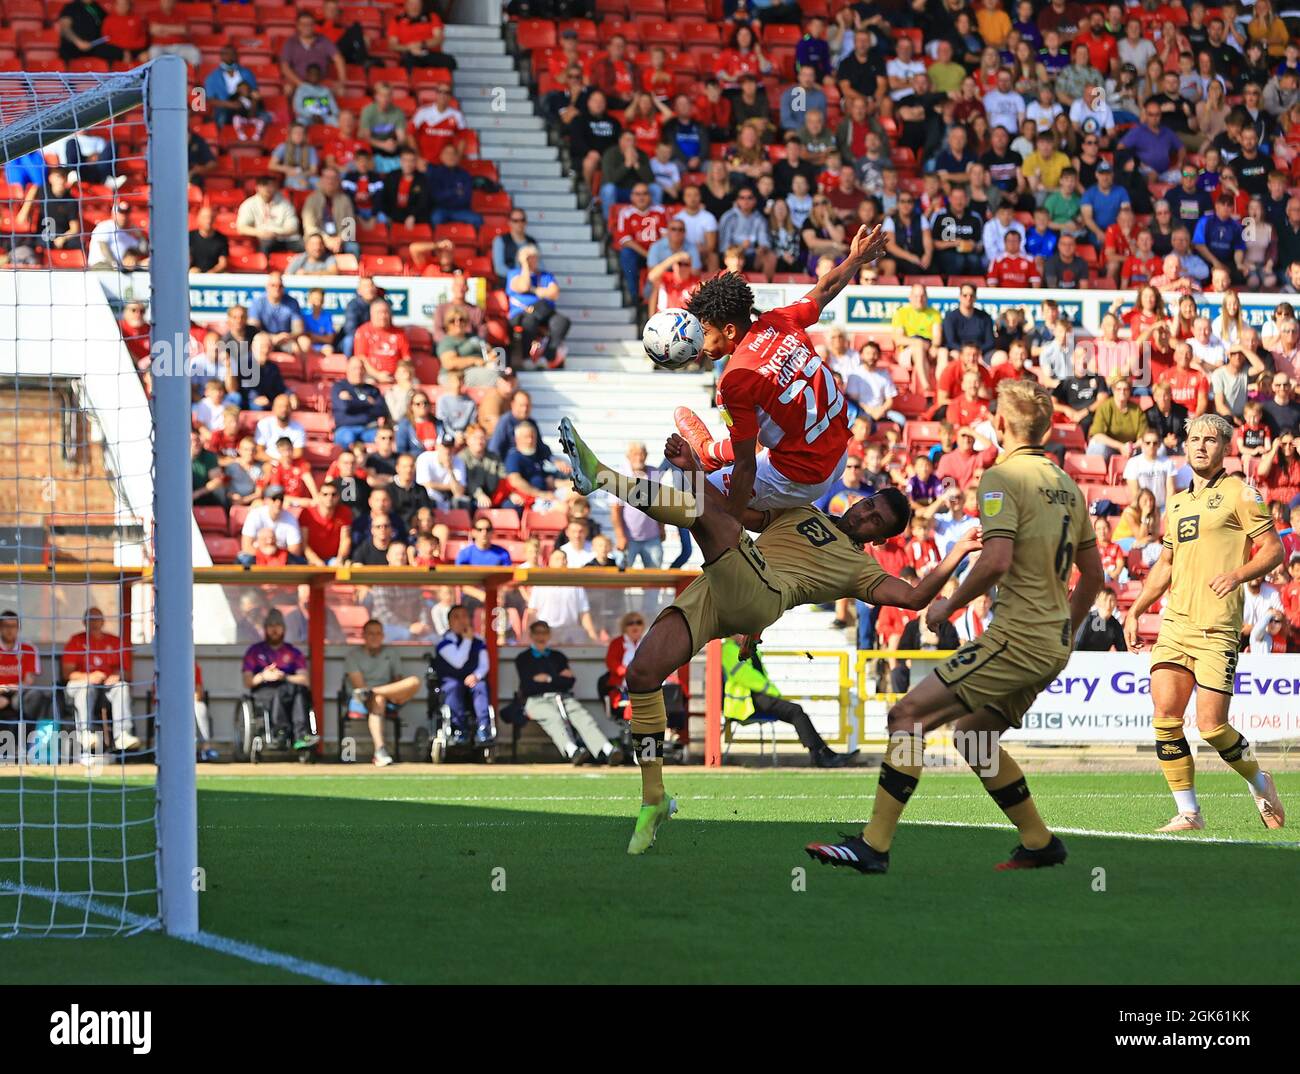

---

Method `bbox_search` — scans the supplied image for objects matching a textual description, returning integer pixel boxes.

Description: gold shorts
[1150,622,1240,695]
[659,534,785,656]
[933,630,1070,728]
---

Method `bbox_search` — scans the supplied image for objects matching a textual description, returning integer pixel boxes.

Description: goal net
[0,58,195,937]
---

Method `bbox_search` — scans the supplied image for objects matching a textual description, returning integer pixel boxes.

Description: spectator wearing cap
[88,200,148,270]
[238,485,305,565]
[1080,161,1131,248]
[237,175,304,255]
[1193,195,1248,283]
[343,619,421,767]
[242,608,317,752]
[415,433,469,510]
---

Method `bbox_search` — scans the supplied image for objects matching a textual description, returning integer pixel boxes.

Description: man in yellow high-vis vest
[723,635,858,768]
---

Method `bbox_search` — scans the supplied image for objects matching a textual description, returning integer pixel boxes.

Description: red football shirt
[610,204,669,250]
[353,323,411,376]
[987,254,1041,288]
[1158,366,1208,410]
[715,298,850,485]
[1122,255,1163,286]
[0,641,39,688]
[948,395,990,430]
[62,631,123,677]
[937,359,994,399]
[300,503,353,561]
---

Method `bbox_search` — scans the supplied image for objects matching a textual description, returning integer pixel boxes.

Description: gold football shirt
[754,507,889,611]
[977,446,1095,648]
[1161,470,1274,635]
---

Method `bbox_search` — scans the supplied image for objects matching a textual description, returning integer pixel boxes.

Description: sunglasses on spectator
[510,215,526,222]
[626,619,645,626]
[474,524,492,532]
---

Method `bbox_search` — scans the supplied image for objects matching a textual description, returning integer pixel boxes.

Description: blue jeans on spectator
[856,600,878,650]
[333,425,378,448]
[619,247,647,303]
[599,182,663,207]
[441,676,492,742]
[668,527,693,568]
[430,207,483,228]
[624,537,663,569]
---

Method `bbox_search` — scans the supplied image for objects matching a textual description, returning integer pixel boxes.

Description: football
[642,308,704,369]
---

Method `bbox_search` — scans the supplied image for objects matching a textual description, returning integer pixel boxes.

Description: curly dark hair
[686,271,755,331]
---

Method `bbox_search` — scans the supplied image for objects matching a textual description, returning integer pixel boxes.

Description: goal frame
[0,56,196,936]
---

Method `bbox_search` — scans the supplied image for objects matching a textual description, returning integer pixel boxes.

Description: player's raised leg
[674,406,732,473]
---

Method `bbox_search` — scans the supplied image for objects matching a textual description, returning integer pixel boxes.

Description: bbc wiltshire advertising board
[1005,652,1300,744]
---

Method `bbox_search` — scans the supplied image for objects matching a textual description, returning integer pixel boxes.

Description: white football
[643,308,704,369]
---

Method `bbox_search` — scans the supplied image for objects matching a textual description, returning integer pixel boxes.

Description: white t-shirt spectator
[981,217,1026,266]
[1068,95,1115,138]
[192,397,226,430]
[88,218,145,267]
[527,584,591,644]
[240,505,303,548]
[254,416,307,459]
[1243,582,1282,633]
[1026,100,1063,132]
[415,450,467,491]
[1190,335,1227,369]
[886,57,926,100]
[982,89,1026,133]
[560,541,595,567]
[674,206,718,253]
[1123,453,1178,508]
[845,367,897,410]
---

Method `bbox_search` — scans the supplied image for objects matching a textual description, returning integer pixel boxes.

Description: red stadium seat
[480,508,522,538]
[514,19,557,50]
[47,248,86,269]
[435,509,474,535]
[904,420,945,452]
[194,505,228,535]
[1087,484,1133,508]
[360,254,406,276]
[1047,423,1086,452]
[1064,452,1108,482]
[524,509,567,538]
[203,535,240,563]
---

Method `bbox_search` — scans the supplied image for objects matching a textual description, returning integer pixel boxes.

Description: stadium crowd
[6,0,1300,673]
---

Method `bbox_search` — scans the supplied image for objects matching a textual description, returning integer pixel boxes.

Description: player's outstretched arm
[924,535,1011,634]
[804,223,888,313]
[724,436,758,522]
[1069,541,1105,638]
[1122,546,1172,651]
[873,531,984,611]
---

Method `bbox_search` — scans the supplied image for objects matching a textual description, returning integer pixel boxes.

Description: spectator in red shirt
[103,0,148,63]
[1121,231,1163,288]
[987,231,1041,288]
[610,182,669,307]
[947,369,991,430]
[935,427,986,490]
[1103,204,1139,280]
[593,34,639,109]
[0,609,47,729]
[991,341,1037,392]
[937,343,994,412]
[145,0,198,66]
[1094,516,1126,585]
[353,298,411,383]
[1257,431,1300,505]
[258,439,319,508]
[387,0,455,71]
[1157,342,1210,416]
[119,301,151,368]
[63,607,138,753]
[300,481,353,566]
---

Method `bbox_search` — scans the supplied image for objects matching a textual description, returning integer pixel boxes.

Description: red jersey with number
[610,204,669,250]
[0,641,39,688]
[716,298,849,484]
[62,631,123,677]
[987,254,1040,288]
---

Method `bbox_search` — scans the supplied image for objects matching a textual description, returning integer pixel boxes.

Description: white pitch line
[0,881,384,984]
[900,818,1300,849]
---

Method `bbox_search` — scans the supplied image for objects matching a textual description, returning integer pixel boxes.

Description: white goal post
[0,56,196,937]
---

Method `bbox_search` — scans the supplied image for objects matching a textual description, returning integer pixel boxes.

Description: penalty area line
[0,881,384,984]
[901,818,1300,849]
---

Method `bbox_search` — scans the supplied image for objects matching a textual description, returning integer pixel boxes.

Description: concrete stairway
[443,24,646,372]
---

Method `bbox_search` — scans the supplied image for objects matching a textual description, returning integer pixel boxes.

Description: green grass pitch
[2,768,1298,984]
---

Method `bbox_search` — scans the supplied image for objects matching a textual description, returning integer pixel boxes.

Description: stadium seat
[903,421,945,452]
[1088,484,1133,508]
[1064,452,1108,482]
[194,505,228,535]
[47,248,86,269]
[435,509,474,536]
[1047,423,1086,452]
[360,254,405,276]
[515,18,558,50]
[203,535,240,563]
[480,508,521,538]
[524,509,566,538]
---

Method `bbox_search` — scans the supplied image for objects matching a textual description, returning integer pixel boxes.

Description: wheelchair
[418,655,498,764]
[231,687,319,764]
[334,679,404,763]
